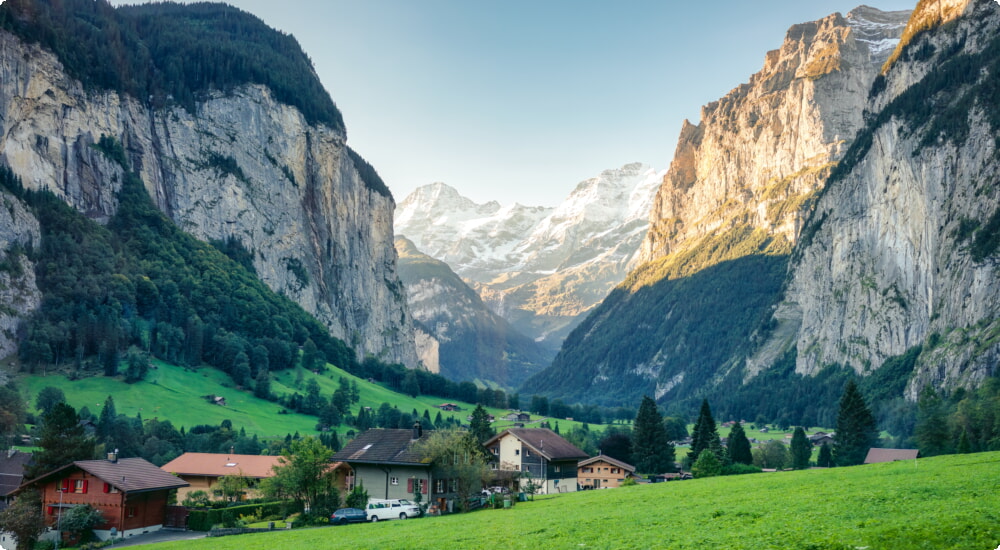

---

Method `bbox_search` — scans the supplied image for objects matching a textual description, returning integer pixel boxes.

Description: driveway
[107,528,206,547]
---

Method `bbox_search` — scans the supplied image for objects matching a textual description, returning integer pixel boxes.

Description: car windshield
[398,500,412,505]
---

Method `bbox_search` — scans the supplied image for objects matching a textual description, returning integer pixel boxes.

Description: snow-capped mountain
[395,162,665,349]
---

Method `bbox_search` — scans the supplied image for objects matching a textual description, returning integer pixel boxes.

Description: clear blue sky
[112,1,917,206]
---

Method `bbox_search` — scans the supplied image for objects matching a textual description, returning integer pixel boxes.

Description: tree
[631,396,674,474]
[663,416,689,442]
[691,448,722,478]
[689,399,722,463]
[469,404,494,444]
[59,503,105,541]
[217,473,249,502]
[790,427,811,469]
[261,436,339,517]
[753,440,788,470]
[0,383,26,448]
[413,429,491,512]
[402,370,420,398]
[817,442,833,467]
[834,379,879,466]
[123,346,150,383]
[345,480,369,509]
[598,429,633,464]
[726,421,753,465]
[35,386,66,417]
[25,402,95,479]
[915,386,951,456]
[0,489,46,550]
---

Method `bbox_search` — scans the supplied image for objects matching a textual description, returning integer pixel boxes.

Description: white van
[366,498,421,521]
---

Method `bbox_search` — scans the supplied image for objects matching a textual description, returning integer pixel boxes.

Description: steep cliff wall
[0,29,417,366]
[771,0,999,396]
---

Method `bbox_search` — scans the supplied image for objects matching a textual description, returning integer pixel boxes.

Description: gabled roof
[23,458,188,494]
[578,454,636,473]
[864,448,919,464]
[331,429,432,467]
[0,450,32,497]
[161,453,281,479]
[485,428,589,462]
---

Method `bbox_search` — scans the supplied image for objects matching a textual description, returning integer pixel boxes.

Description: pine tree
[632,396,675,474]
[817,442,833,467]
[834,379,879,466]
[25,403,95,479]
[790,427,811,469]
[915,386,951,456]
[726,421,753,465]
[469,404,494,444]
[689,399,721,462]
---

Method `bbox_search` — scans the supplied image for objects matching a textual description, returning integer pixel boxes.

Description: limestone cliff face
[0,29,417,365]
[771,0,999,396]
[640,6,910,266]
[0,186,41,358]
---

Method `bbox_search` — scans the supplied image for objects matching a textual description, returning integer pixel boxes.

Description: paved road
[106,529,206,547]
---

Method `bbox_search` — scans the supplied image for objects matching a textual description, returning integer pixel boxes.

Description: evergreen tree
[689,399,721,462]
[817,442,833,467]
[834,379,879,466]
[632,396,674,474]
[25,403,95,478]
[726,421,753,465]
[956,429,972,454]
[915,386,951,456]
[402,370,420,398]
[790,427,811,469]
[469,404,494,444]
[35,386,66,417]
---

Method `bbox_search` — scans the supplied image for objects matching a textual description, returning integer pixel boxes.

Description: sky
[108,0,918,206]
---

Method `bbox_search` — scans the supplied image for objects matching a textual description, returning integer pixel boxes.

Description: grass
[145,452,1000,550]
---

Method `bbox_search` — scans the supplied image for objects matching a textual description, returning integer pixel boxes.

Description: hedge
[187,501,299,531]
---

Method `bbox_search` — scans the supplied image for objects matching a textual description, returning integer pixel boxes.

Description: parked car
[366,498,421,521]
[330,508,368,525]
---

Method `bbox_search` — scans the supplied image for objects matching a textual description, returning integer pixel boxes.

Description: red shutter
[407,478,413,492]
[422,480,427,494]
[47,506,55,515]
[82,480,89,493]
[61,479,70,492]
[103,483,110,493]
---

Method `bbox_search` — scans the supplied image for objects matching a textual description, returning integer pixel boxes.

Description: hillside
[144,452,1000,550]
[395,237,553,387]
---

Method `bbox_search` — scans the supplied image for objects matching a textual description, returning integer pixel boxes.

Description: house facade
[19,456,188,542]
[577,454,637,489]
[160,453,282,502]
[484,428,588,495]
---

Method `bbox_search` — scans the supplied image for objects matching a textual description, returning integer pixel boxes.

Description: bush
[186,501,298,531]
[722,463,762,476]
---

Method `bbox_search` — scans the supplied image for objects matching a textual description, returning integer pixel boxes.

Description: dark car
[330,508,368,525]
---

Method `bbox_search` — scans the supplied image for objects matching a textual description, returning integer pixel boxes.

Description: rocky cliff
[0,27,418,365]
[767,0,1000,397]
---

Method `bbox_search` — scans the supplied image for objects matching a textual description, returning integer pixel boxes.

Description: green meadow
[145,452,1000,550]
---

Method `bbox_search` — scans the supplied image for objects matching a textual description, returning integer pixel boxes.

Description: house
[808,432,835,446]
[332,424,463,512]
[17,455,188,542]
[484,428,589,494]
[577,454,638,489]
[160,453,283,503]
[864,448,919,464]
[503,412,531,423]
[0,449,31,510]
[436,403,461,411]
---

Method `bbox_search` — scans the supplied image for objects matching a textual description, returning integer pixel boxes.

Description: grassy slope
[148,452,1000,550]
[19,361,598,439]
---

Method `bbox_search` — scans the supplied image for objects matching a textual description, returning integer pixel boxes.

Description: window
[515,449,519,456]
[127,506,137,518]
[390,477,399,485]
[491,447,498,455]
[554,466,561,473]
[449,479,458,492]
[435,479,444,493]
[72,480,88,494]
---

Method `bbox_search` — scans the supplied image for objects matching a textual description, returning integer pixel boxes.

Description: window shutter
[422,480,427,494]
[47,506,55,515]
[61,479,70,492]
[103,483,110,493]
[407,478,413,492]
[82,480,89,493]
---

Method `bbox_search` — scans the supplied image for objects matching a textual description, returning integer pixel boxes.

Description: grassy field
[144,452,1000,550]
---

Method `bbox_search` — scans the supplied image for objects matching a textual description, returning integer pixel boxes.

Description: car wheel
[370,516,379,522]
[339,518,347,525]
[400,513,407,520]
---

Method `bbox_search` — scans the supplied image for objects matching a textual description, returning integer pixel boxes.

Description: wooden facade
[577,454,637,489]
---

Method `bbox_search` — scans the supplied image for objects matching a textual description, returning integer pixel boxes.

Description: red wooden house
[20,456,188,542]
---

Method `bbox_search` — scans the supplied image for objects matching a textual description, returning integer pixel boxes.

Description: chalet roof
[161,453,281,479]
[864,448,919,464]
[23,457,188,494]
[0,450,32,497]
[578,454,636,472]
[331,428,432,467]
[485,428,589,462]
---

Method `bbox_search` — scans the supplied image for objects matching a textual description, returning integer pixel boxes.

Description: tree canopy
[631,396,674,474]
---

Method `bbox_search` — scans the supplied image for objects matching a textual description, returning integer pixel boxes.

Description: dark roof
[864,448,919,464]
[0,450,32,497]
[486,428,589,462]
[331,429,432,467]
[578,454,636,472]
[23,458,188,494]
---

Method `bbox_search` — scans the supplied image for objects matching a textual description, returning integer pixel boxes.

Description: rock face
[396,163,663,349]
[770,0,1000,397]
[395,236,552,387]
[0,29,417,366]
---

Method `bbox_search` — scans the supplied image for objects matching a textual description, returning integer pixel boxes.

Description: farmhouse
[18,455,188,542]
[160,452,283,502]
[485,428,588,494]
[577,454,638,489]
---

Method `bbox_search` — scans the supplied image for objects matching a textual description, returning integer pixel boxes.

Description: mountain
[395,162,664,349]
[394,236,553,387]
[0,0,417,366]
[525,5,930,418]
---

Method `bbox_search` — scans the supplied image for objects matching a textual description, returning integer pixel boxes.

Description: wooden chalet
[577,454,638,489]
[484,428,588,494]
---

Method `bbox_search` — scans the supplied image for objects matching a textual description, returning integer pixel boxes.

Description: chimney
[107,449,119,463]
[412,421,422,440]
